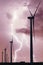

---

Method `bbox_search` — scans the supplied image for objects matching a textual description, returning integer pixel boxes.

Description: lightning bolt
[13,34,23,62]
[13,33,29,62]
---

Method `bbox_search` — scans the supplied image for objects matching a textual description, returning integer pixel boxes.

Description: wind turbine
[10,36,13,63]
[4,48,7,62]
[27,1,41,63]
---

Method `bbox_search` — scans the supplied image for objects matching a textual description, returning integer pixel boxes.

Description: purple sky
[0,0,43,62]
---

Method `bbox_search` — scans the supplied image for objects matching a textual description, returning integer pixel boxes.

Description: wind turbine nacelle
[10,40,13,43]
[27,16,34,19]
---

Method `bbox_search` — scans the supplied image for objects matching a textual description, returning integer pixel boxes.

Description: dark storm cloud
[16,28,30,35]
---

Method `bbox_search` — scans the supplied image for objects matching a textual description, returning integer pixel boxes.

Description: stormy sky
[0,0,43,62]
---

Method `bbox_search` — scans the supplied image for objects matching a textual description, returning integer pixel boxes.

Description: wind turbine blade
[29,10,33,16]
[34,1,41,16]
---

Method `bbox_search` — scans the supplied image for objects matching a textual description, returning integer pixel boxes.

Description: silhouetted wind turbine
[10,36,13,63]
[27,1,41,63]
[4,48,7,62]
